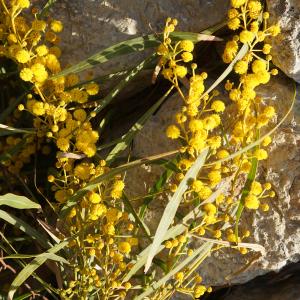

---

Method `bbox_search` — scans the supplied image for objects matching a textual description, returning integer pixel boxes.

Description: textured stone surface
[51,0,229,76]
[266,0,300,83]
[127,75,299,287]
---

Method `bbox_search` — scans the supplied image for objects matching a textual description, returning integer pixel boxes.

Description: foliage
[0,0,295,299]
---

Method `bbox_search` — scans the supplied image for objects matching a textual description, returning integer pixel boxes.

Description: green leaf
[106,86,174,164]
[144,148,209,272]
[122,193,151,239]
[0,194,40,209]
[8,240,69,300]
[2,253,69,264]
[88,55,156,119]
[0,124,35,136]
[52,31,221,78]
[0,209,51,249]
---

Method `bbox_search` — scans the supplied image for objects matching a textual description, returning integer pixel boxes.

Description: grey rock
[266,0,300,83]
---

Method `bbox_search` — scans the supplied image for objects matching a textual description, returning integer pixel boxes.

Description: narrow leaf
[8,240,69,300]
[0,124,35,136]
[0,193,40,209]
[0,209,51,249]
[144,148,209,272]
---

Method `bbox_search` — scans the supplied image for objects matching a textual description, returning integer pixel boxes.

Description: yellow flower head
[211,100,225,113]
[231,0,246,8]
[15,49,31,63]
[118,242,131,254]
[245,194,259,209]
[50,20,63,33]
[239,30,254,44]
[179,40,194,52]
[166,125,180,139]
[20,68,33,81]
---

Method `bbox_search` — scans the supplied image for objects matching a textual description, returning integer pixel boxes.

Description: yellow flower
[262,136,272,147]
[250,21,259,33]
[228,18,240,30]
[211,100,225,112]
[198,186,212,200]
[181,51,193,62]
[251,181,262,195]
[73,109,87,122]
[244,194,260,209]
[85,83,99,95]
[263,106,275,118]
[192,180,204,193]
[228,8,239,19]
[31,63,48,82]
[113,180,125,192]
[247,1,262,19]
[32,101,45,116]
[32,20,47,31]
[189,119,203,132]
[55,189,68,203]
[166,125,180,139]
[20,68,33,81]
[174,65,187,78]
[234,60,248,74]
[239,30,254,44]
[179,40,194,52]
[208,170,221,184]
[118,242,131,254]
[263,44,272,54]
[15,49,31,63]
[217,149,229,159]
[231,0,246,8]
[50,20,63,33]
[56,137,70,152]
[254,149,268,160]
[252,60,267,73]
[88,192,101,204]
[74,163,91,180]
[17,0,30,9]
[35,45,48,56]
[104,223,115,235]
[175,272,184,282]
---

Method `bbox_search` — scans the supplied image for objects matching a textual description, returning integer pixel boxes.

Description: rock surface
[50,0,229,76]
[266,0,300,83]
[128,75,299,287]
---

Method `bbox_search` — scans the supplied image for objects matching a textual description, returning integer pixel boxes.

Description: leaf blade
[0,193,40,210]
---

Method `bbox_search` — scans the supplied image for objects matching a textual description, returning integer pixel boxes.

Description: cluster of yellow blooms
[155,1,280,297]
[0,0,283,298]
[0,1,136,299]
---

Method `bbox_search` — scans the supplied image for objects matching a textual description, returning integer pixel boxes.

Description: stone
[266,0,300,83]
[127,74,299,288]
[49,0,229,79]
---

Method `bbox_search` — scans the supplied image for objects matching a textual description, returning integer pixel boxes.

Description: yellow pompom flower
[239,30,254,44]
[269,24,281,36]
[251,181,263,195]
[211,100,225,112]
[234,60,248,74]
[262,136,272,147]
[20,68,33,81]
[192,180,204,193]
[85,83,99,95]
[31,63,48,82]
[244,194,260,209]
[181,52,193,62]
[118,242,131,254]
[254,149,268,160]
[174,65,187,78]
[252,60,267,73]
[56,137,70,152]
[35,45,48,56]
[217,149,229,159]
[203,203,217,215]
[104,223,115,235]
[32,101,45,116]
[74,163,91,180]
[113,180,125,192]
[88,192,101,204]
[179,40,194,52]
[55,189,69,203]
[231,0,246,8]
[15,49,31,63]
[228,18,240,30]
[73,109,87,122]
[50,20,63,33]
[263,44,272,54]
[189,119,203,132]
[17,0,30,9]
[166,125,180,139]
[198,186,212,200]
[247,1,262,19]
[263,106,275,118]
